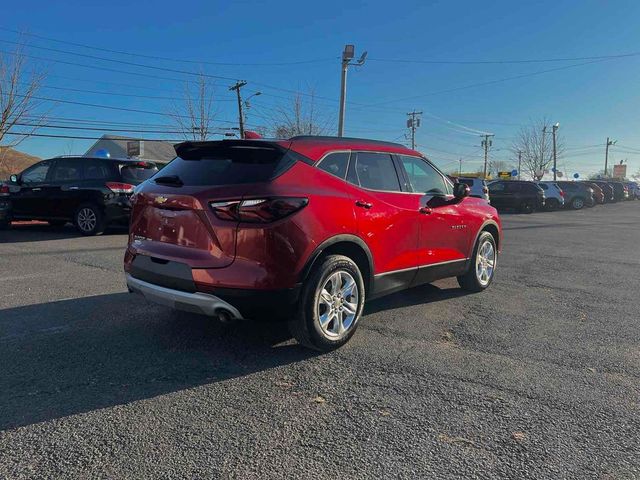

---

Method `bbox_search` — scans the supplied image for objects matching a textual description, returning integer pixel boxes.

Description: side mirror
[453,183,470,199]
[9,174,19,184]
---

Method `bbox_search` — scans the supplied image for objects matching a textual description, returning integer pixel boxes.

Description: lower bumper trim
[126,274,243,319]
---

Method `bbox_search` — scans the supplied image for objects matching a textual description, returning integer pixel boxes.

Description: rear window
[459,179,474,187]
[120,163,159,185]
[155,146,293,186]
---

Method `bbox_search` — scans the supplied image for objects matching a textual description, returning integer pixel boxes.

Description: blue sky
[4,0,640,178]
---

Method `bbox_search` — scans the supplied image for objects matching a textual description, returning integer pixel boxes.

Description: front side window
[399,155,451,195]
[317,152,349,179]
[354,152,401,192]
[21,161,51,184]
[51,159,82,182]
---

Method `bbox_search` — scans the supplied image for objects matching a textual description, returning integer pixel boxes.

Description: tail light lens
[0,184,9,196]
[559,190,565,197]
[210,197,308,223]
[482,186,488,194]
[106,182,135,194]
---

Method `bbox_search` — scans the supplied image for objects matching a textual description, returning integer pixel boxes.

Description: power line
[368,51,640,65]
[4,131,187,141]
[366,58,616,106]
[1,27,334,66]
[13,122,232,135]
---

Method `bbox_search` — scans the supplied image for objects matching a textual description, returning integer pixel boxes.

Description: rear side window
[155,146,293,186]
[538,183,548,190]
[317,152,349,179]
[83,159,111,180]
[120,163,159,185]
[354,152,401,192]
[488,182,505,192]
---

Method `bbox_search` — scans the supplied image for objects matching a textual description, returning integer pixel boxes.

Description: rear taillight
[106,182,135,194]
[483,186,488,193]
[210,197,308,223]
[0,185,9,196]
[559,190,565,197]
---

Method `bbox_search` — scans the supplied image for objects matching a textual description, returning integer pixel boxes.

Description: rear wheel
[289,254,365,351]
[74,204,106,236]
[571,197,585,210]
[458,231,497,292]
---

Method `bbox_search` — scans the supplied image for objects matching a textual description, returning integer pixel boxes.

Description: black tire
[289,254,365,351]
[48,220,67,227]
[545,198,560,211]
[457,231,497,293]
[571,197,585,210]
[74,203,106,236]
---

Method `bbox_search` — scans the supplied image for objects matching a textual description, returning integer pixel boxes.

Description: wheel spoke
[329,273,340,294]
[341,277,355,297]
[320,310,334,327]
[320,290,332,305]
[343,301,357,316]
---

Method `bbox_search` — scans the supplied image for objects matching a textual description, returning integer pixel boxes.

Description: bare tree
[511,118,564,180]
[270,91,329,138]
[488,159,510,177]
[170,73,216,141]
[0,40,47,172]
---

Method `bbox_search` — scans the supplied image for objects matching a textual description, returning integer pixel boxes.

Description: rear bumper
[126,274,244,319]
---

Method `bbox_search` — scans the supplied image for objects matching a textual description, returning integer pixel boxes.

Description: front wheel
[546,198,560,211]
[519,202,533,214]
[289,254,365,351]
[458,231,497,292]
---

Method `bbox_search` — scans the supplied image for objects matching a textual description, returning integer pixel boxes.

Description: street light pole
[481,134,494,179]
[605,137,616,177]
[337,45,367,137]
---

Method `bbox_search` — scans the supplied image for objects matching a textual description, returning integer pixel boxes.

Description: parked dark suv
[1,156,158,235]
[487,180,545,213]
[124,137,502,351]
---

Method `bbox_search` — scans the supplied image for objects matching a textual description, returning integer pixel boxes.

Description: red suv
[124,136,501,350]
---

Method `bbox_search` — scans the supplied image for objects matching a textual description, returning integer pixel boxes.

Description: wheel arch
[299,234,374,295]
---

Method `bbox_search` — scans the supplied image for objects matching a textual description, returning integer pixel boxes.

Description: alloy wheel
[475,240,496,287]
[317,270,359,339]
[77,208,97,232]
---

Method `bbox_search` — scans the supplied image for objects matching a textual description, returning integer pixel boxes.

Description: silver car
[457,177,490,202]
[536,181,565,210]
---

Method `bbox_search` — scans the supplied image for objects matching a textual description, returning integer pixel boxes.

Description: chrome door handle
[31,188,42,191]
[355,200,373,209]
[69,186,79,190]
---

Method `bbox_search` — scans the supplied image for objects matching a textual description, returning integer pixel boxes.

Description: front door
[11,160,54,219]
[48,158,86,219]
[395,155,471,285]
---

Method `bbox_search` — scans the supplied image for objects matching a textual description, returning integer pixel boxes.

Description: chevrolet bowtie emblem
[155,196,168,204]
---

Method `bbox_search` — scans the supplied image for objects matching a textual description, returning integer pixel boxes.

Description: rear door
[11,160,54,218]
[346,151,421,294]
[487,181,508,208]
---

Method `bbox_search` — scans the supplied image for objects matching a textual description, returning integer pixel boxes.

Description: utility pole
[517,150,522,180]
[229,80,247,139]
[337,44,367,137]
[406,110,422,150]
[481,134,494,179]
[459,158,463,176]
[552,123,559,181]
[604,137,616,177]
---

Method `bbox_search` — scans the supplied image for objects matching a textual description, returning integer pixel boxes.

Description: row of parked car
[451,176,639,213]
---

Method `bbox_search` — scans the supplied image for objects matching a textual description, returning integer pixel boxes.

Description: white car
[536,181,565,210]
[456,177,490,202]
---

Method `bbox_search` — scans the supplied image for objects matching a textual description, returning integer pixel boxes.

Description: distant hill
[0,147,40,180]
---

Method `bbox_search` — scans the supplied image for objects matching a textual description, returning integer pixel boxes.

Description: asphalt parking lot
[1,203,639,479]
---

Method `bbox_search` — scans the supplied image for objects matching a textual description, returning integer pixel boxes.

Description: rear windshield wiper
[154,175,184,186]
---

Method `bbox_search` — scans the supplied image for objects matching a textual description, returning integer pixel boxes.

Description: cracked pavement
[1,203,639,479]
